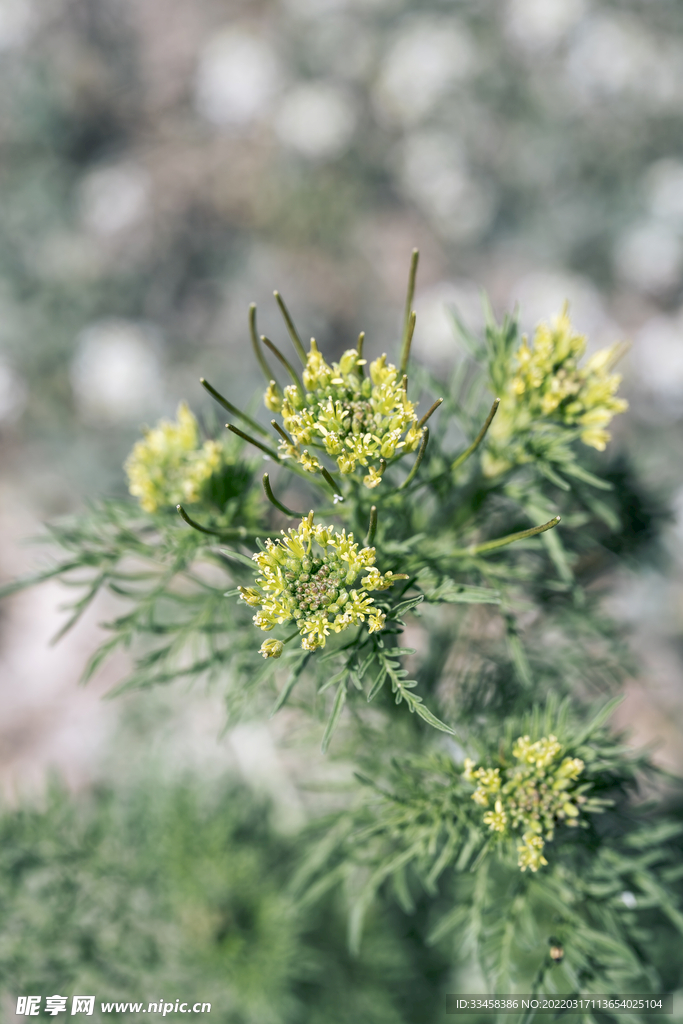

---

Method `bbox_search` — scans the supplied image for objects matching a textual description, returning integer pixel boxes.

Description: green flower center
[287,553,347,619]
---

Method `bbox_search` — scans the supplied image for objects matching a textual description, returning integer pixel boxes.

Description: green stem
[399,249,419,375]
[399,311,416,378]
[271,419,295,447]
[364,505,377,547]
[357,331,365,373]
[417,397,443,429]
[249,303,279,389]
[227,424,281,460]
[399,428,429,490]
[321,466,344,500]
[455,515,561,557]
[262,473,305,518]
[200,378,269,438]
[176,505,270,541]
[261,335,304,394]
[451,397,500,473]
[273,291,308,365]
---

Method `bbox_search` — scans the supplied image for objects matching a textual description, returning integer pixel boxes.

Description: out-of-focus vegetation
[1,0,683,509]
[2,0,683,1019]
[0,775,448,1023]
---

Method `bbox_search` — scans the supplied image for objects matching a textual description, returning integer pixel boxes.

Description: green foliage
[3,258,681,1020]
[0,776,441,1023]
[295,700,683,1004]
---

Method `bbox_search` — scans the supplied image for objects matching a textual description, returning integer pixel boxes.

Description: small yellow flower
[363,466,384,489]
[259,638,284,658]
[483,799,508,833]
[264,380,282,413]
[517,833,548,872]
[124,402,226,513]
[464,733,587,873]
[483,306,628,476]
[270,341,423,488]
[240,513,407,652]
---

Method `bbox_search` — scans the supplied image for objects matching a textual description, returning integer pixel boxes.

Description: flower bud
[259,638,284,659]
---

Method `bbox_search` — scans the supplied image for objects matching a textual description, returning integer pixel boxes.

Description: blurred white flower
[0,360,26,423]
[645,160,683,228]
[566,15,683,109]
[398,132,494,243]
[71,320,164,423]
[511,271,613,347]
[632,314,683,405]
[0,0,33,51]
[614,222,683,296]
[195,28,280,127]
[505,0,586,52]
[412,281,483,369]
[274,83,356,159]
[78,162,151,238]
[284,0,397,13]
[374,18,476,125]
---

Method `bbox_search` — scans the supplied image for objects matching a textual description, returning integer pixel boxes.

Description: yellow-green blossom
[269,342,422,488]
[125,402,224,513]
[239,512,407,652]
[483,306,628,476]
[464,734,587,872]
[517,833,547,872]
[259,638,284,659]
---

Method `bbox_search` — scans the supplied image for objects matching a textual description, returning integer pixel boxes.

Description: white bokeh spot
[274,83,356,159]
[398,132,494,243]
[374,18,476,125]
[614,222,683,295]
[195,28,280,127]
[505,0,586,52]
[71,320,164,423]
[78,162,151,238]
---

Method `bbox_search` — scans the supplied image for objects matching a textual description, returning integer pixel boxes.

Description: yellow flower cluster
[463,734,586,872]
[240,512,407,652]
[483,307,628,475]
[125,402,223,513]
[266,343,422,489]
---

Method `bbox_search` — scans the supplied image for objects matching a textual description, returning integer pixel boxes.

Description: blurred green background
[1,0,683,1018]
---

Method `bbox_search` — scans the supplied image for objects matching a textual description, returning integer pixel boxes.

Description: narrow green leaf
[422,579,501,604]
[366,665,388,702]
[318,668,348,694]
[321,681,347,754]
[507,631,533,688]
[80,636,122,686]
[427,904,470,945]
[563,461,613,490]
[573,696,625,745]
[407,694,455,735]
[537,461,571,490]
[219,547,258,568]
[270,655,309,712]
[390,594,425,618]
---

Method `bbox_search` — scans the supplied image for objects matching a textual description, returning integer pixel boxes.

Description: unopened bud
[259,638,284,659]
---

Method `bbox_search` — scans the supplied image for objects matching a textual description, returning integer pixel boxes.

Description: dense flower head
[125,402,223,513]
[463,734,586,872]
[483,307,628,476]
[239,512,407,651]
[266,342,423,489]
